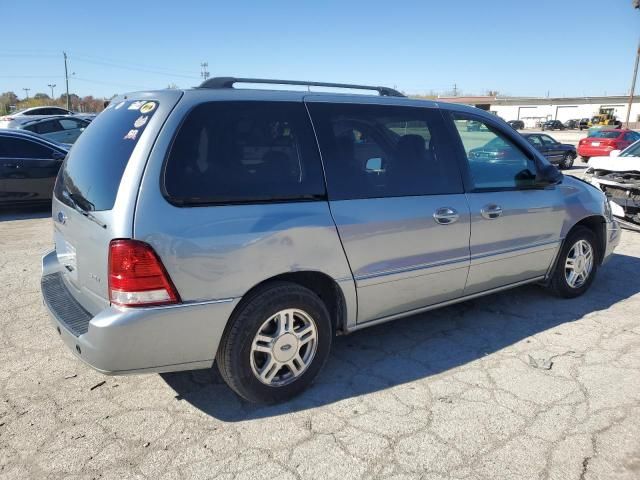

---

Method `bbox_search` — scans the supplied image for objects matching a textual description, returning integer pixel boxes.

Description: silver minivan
[41,78,621,403]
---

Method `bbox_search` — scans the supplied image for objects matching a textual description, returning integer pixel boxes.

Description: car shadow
[161,251,640,421]
[0,205,50,222]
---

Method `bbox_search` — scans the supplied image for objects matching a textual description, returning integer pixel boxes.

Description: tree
[0,91,19,114]
[33,93,50,100]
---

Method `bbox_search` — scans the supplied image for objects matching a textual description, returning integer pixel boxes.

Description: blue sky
[2,0,639,99]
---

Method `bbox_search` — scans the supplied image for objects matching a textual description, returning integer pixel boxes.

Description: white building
[435,95,640,129]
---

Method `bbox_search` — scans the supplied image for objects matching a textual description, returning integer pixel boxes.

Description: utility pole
[629,1,640,127]
[22,88,30,100]
[452,83,458,97]
[626,39,639,127]
[200,62,210,80]
[63,51,70,111]
[47,83,56,99]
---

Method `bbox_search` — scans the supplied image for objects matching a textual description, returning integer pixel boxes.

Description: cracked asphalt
[1,206,639,480]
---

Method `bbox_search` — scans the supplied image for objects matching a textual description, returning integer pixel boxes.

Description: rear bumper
[41,250,239,375]
[577,146,614,158]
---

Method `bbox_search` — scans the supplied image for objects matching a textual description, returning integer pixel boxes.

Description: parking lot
[1,163,640,479]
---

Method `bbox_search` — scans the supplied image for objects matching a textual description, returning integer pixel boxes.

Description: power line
[70,54,199,79]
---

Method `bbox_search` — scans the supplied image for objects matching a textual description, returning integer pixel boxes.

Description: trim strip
[355,256,469,282]
[347,276,546,332]
[469,239,561,264]
[117,297,236,312]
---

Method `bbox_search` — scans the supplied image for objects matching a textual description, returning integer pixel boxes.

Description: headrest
[397,134,426,157]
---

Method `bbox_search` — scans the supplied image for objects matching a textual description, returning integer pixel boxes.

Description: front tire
[216,282,333,403]
[549,227,599,298]
[560,152,575,169]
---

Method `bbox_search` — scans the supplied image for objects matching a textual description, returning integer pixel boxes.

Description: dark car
[541,120,565,131]
[507,120,524,130]
[564,119,579,129]
[578,118,590,131]
[522,133,576,169]
[0,129,68,205]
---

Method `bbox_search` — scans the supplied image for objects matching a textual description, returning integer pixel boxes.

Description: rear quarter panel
[132,91,357,327]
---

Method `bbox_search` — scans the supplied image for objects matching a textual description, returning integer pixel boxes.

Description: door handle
[2,163,19,168]
[481,204,503,219]
[433,207,459,225]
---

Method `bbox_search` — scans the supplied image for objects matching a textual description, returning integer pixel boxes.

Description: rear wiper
[64,191,107,229]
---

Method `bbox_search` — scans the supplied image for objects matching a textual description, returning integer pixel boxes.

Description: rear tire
[216,282,332,404]
[548,227,599,298]
[581,156,590,162]
[560,152,575,169]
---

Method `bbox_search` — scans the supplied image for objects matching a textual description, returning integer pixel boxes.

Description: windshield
[589,131,620,139]
[54,99,158,211]
[621,141,640,157]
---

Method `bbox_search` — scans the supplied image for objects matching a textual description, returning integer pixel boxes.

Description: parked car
[564,119,579,129]
[0,106,75,129]
[586,140,640,225]
[522,133,577,169]
[578,118,590,131]
[541,120,565,131]
[507,120,524,130]
[41,77,620,404]
[577,129,640,160]
[17,115,90,144]
[0,129,68,205]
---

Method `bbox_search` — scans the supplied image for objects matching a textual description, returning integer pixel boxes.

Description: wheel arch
[571,215,607,264]
[230,270,350,336]
[546,214,607,284]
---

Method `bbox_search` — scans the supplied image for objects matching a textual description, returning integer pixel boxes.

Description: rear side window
[307,103,463,200]
[55,99,158,211]
[589,131,619,139]
[0,136,53,159]
[164,101,325,205]
[28,119,61,134]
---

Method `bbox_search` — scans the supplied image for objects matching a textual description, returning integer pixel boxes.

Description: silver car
[18,115,90,144]
[0,106,75,129]
[41,77,621,403]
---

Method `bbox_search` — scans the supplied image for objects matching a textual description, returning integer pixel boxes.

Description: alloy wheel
[564,239,594,288]
[250,308,318,387]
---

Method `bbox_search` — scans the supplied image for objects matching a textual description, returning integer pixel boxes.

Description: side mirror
[51,150,66,161]
[610,150,621,157]
[365,157,384,173]
[536,163,563,186]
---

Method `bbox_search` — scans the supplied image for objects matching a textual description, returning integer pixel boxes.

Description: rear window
[163,101,325,205]
[589,131,620,139]
[54,99,158,211]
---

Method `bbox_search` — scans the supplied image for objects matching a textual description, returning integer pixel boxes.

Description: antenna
[200,62,210,80]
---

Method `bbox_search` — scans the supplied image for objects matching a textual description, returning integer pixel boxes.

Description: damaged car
[587,140,640,226]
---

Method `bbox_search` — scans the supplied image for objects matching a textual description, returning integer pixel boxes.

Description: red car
[577,129,640,160]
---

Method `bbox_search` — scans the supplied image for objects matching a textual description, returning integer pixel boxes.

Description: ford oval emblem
[57,211,67,225]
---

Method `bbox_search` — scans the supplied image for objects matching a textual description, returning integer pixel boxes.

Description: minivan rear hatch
[51,90,182,315]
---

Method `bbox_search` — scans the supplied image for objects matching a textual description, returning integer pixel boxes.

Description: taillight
[108,239,180,307]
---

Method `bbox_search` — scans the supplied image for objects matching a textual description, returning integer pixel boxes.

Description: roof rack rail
[198,77,405,97]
